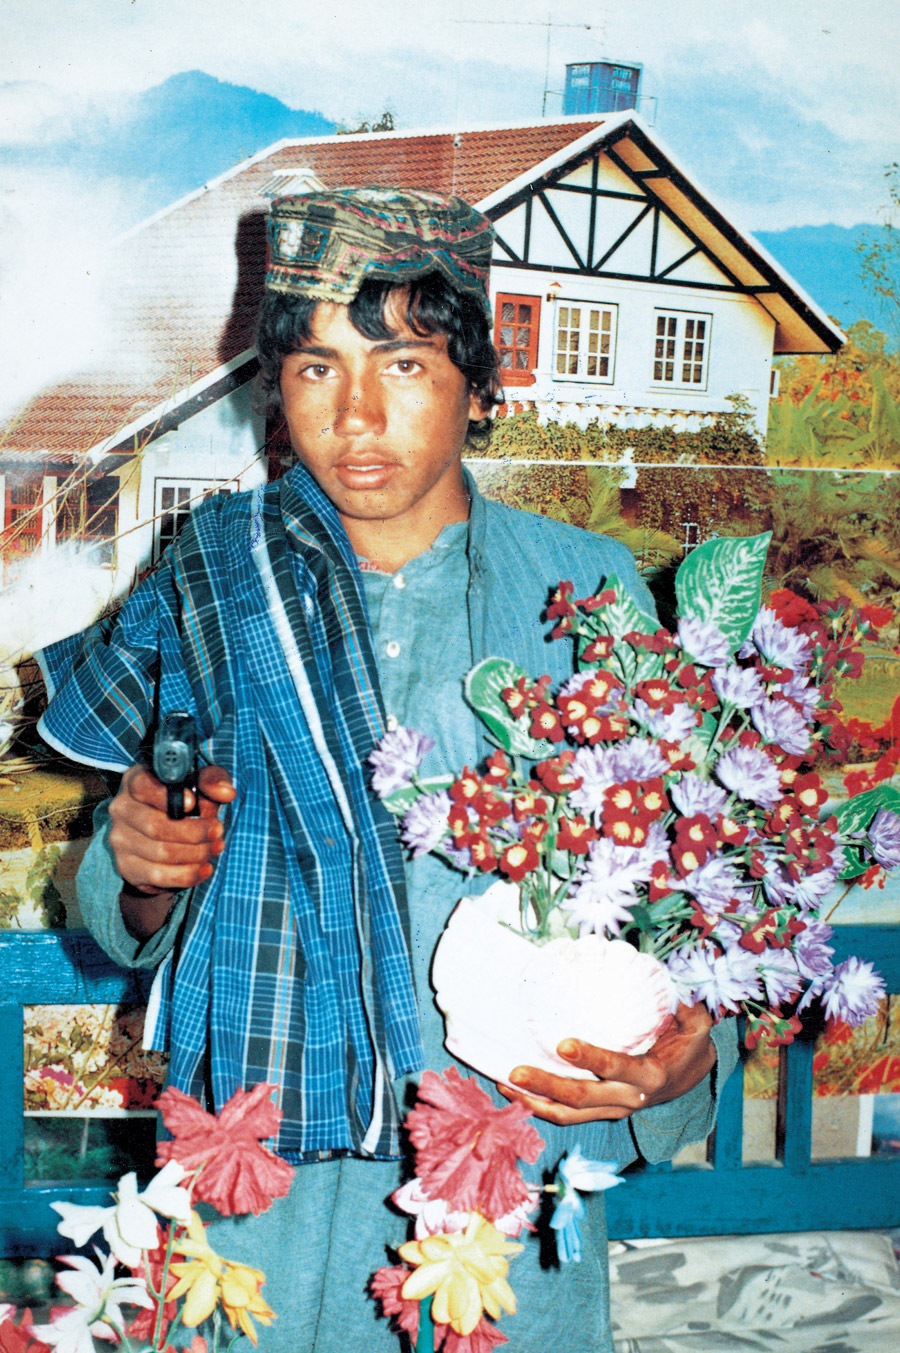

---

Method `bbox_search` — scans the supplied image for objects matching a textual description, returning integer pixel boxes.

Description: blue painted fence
[1,926,899,1255]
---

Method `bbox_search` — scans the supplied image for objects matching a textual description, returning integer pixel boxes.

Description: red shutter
[494,293,541,387]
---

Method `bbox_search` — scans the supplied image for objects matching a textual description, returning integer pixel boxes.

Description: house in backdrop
[0,110,843,585]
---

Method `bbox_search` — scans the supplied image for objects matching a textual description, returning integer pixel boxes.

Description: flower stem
[415,1295,435,1353]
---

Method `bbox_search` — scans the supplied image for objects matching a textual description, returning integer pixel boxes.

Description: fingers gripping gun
[153,711,197,820]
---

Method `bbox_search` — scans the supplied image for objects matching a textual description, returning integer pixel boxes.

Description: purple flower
[715,744,781,808]
[794,920,835,981]
[570,746,620,821]
[679,853,754,911]
[676,616,732,667]
[751,697,811,756]
[820,957,886,1026]
[670,774,728,819]
[667,942,764,1015]
[764,861,840,911]
[742,608,811,673]
[632,700,698,742]
[609,738,668,781]
[711,664,764,709]
[868,808,900,870]
[759,950,801,1006]
[368,726,435,797]
[401,790,452,859]
[781,672,820,721]
[563,838,653,936]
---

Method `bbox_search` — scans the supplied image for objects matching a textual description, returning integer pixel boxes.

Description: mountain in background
[107,71,335,205]
[755,224,884,337]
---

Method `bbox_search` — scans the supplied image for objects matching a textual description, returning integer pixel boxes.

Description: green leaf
[464,657,555,758]
[832,785,900,879]
[582,572,663,683]
[380,775,455,816]
[675,532,772,653]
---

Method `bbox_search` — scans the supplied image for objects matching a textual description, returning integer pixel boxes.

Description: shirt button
[386,714,399,732]
[393,573,406,590]
[385,640,401,658]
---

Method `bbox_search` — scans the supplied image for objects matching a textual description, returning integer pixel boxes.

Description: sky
[2,0,899,411]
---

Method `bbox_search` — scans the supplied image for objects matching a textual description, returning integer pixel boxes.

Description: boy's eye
[302,363,333,380]
[389,358,421,375]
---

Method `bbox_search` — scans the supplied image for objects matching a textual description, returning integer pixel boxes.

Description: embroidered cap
[265,187,494,313]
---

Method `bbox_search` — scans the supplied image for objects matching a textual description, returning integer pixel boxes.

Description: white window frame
[651,309,712,390]
[553,300,618,384]
[153,478,235,562]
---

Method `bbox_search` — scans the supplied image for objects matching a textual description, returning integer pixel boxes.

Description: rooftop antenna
[455,11,606,116]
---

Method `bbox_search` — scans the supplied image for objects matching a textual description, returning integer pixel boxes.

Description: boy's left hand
[498,1002,717,1125]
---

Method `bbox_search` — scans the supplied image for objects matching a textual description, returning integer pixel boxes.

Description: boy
[40,188,735,1350]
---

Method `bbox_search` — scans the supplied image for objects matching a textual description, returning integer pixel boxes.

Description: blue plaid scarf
[38,465,424,1160]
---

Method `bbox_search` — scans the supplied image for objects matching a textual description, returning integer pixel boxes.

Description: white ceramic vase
[431,880,676,1085]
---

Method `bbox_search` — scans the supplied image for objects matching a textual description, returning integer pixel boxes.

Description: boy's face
[278,290,485,562]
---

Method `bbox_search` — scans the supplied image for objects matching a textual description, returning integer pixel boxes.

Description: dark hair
[255,272,504,450]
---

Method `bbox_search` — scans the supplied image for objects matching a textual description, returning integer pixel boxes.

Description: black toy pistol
[153,711,197,820]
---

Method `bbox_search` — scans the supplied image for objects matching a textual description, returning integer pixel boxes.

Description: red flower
[483,751,512,787]
[442,1318,509,1352]
[500,677,531,718]
[156,1083,294,1217]
[498,840,540,882]
[449,803,477,845]
[790,773,828,816]
[634,678,682,713]
[649,860,675,901]
[769,589,819,627]
[469,835,499,872]
[0,1311,51,1353]
[512,789,549,823]
[658,739,696,771]
[451,768,484,806]
[716,814,748,846]
[471,789,508,827]
[580,635,615,663]
[406,1069,544,1218]
[576,587,616,611]
[529,701,565,742]
[859,603,894,632]
[371,1266,419,1339]
[556,815,597,854]
[535,751,582,794]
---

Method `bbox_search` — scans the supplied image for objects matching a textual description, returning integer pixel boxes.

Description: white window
[153,479,234,562]
[554,302,617,382]
[652,310,711,388]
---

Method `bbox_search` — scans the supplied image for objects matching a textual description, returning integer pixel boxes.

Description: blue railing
[2,926,899,1254]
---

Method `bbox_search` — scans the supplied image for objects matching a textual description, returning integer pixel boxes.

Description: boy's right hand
[108,764,235,934]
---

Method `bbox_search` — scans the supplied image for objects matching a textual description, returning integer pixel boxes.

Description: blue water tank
[563,61,642,115]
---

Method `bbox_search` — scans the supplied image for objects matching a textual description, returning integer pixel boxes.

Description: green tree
[857,163,900,348]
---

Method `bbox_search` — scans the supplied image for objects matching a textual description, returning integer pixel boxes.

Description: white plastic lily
[31,1249,152,1353]
[51,1161,192,1268]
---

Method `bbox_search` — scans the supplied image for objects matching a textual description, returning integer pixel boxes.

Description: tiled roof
[2,119,605,459]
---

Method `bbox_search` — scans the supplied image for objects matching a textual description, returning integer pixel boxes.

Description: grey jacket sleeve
[76,799,189,969]
[630,1018,740,1164]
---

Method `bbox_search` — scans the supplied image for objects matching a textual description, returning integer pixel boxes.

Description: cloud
[0,82,74,146]
[1,0,897,237]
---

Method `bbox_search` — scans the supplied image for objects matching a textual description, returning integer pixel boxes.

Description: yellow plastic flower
[399,1213,522,1336]
[167,1211,275,1345]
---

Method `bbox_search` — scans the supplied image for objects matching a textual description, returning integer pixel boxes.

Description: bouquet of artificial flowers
[3,1084,293,1353]
[370,532,900,1069]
